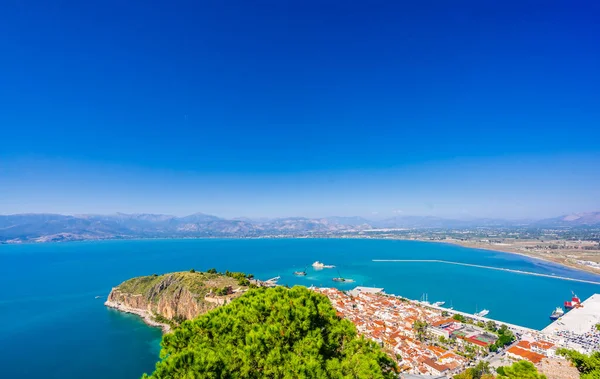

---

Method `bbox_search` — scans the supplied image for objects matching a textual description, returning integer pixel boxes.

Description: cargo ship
[549,307,564,320]
[564,292,581,309]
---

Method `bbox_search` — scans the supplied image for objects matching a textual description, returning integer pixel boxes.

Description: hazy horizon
[1,206,598,221]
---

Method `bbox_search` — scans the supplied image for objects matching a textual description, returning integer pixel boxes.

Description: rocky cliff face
[105,271,247,332]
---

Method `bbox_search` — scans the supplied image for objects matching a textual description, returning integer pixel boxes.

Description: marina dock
[359,286,538,334]
[405,297,538,335]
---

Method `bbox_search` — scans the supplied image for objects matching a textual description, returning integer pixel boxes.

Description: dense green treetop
[455,361,495,379]
[496,360,546,379]
[143,286,397,379]
[488,324,515,352]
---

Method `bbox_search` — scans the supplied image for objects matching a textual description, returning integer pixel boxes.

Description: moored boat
[294,267,307,276]
[332,269,352,282]
[549,307,564,320]
[476,309,489,317]
[564,292,581,309]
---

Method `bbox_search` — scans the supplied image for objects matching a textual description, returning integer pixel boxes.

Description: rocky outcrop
[105,297,173,333]
[105,271,247,333]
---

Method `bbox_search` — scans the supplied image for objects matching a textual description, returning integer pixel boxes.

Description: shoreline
[104,300,171,334]
[412,238,600,277]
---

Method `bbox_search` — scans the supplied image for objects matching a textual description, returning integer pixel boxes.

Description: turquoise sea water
[1,238,599,378]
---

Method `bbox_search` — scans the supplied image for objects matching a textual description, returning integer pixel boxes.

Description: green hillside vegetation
[142,286,397,379]
[455,360,547,379]
[557,348,600,379]
[117,269,252,301]
[454,361,494,379]
[496,360,546,379]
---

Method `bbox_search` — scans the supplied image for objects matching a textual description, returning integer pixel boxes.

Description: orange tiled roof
[532,340,554,350]
[422,357,449,372]
[432,318,455,327]
[507,346,544,364]
[428,345,447,356]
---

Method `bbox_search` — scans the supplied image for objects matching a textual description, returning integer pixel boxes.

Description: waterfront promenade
[392,295,538,335]
[373,259,600,285]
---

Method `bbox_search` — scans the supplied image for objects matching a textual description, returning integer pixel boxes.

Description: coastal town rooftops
[399,375,449,379]
[348,286,385,296]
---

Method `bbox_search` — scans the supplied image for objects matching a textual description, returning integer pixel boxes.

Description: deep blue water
[1,238,599,378]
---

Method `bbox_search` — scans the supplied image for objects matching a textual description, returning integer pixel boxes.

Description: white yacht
[476,309,490,317]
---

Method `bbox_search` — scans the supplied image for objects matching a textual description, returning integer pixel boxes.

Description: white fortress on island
[312,261,335,269]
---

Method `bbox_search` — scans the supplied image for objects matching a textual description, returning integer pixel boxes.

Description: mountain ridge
[1,211,598,243]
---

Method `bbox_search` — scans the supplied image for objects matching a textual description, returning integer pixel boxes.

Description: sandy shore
[413,238,600,277]
[104,300,171,333]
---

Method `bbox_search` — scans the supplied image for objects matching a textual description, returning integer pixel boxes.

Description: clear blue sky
[1,1,599,219]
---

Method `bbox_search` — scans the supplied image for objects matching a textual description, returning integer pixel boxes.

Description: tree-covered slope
[143,286,397,379]
[558,349,600,379]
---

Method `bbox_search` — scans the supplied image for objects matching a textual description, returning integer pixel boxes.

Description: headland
[104,270,257,333]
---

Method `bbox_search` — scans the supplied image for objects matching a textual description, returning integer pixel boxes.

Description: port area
[542,293,600,353]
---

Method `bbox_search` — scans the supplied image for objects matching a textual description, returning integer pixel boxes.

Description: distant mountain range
[535,212,600,227]
[1,211,599,243]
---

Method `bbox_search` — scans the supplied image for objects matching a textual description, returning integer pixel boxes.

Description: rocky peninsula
[105,269,253,333]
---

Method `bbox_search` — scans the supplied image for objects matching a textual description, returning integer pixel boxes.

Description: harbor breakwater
[372,259,600,285]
